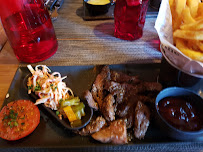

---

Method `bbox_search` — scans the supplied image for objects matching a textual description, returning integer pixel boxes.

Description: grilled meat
[91,66,111,109]
[128,82,162,95]
[101,94,115,122]
[91,119,127,144]
[110,70,140,85]
[79,116,107,136]
[134,101,150,139]
[104,81,125,104]
[116,95,151,117]
[124,109,134,129]
[83,65,162,142]
[84,90,98,111]
[116,94,153,129]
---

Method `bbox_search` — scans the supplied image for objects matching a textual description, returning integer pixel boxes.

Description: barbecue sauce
[158,97,202,131]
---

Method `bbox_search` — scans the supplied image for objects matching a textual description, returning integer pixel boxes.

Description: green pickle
[70,102,85,127]
[71,102,85,120]
[60,97,80,108]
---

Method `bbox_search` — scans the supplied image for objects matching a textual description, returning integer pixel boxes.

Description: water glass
[0,0,58,63]
[114,0,149,40]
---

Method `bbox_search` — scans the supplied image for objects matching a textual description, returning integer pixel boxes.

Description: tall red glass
[114,0,149,40]
[0,0,58,63]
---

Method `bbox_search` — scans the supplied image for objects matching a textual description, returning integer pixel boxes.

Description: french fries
[182,6,195,24]
[197,3,203,17]
[180,19,203,30]
[176,38,203,62]
[170,0,203,62]
[173,30,203,40]
[186,0,199,17]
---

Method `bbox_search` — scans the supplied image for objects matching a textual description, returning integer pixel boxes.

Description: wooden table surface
[0,64,18,106]
[0,41,19,107]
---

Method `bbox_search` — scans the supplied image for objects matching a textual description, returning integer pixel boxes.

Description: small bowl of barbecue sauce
[155,87,203,141]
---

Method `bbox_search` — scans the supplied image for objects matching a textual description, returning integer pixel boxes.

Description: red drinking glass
[0,0,58,63]
[114,0,149,40]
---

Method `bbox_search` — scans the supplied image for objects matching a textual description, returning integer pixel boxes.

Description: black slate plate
[83,2,158,20]
[0,62,203,152]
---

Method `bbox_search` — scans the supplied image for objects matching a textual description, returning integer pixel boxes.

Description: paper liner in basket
[154,0,203,77]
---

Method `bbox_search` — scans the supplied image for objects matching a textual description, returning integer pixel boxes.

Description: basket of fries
[155,0,203,78]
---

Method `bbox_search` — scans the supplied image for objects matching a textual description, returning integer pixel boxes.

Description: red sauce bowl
[155,87,203,141]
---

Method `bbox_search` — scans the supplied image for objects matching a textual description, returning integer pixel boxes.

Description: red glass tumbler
[0,0,58,63]
[114,0,149,40]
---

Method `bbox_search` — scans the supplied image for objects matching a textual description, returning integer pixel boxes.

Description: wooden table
[0,64,18,106]
[0,41,19,107]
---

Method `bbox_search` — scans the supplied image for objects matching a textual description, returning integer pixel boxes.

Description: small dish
[84,0,111,16]
[23,74,93,130]
[155,87,203,141]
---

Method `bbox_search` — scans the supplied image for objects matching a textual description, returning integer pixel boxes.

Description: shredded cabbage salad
[27,65,75,110]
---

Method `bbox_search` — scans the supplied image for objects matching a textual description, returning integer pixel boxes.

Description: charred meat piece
[84,90,98,111]
[110,70,140,85]
[134,101,150,139]
[116,95,151,118]
[91,66,111,109]
[104,81,125,104]
[91,84,103,110]
[116,95,152,129]
[102,94,115,122]
[116,97,135,129]
[124,108,134,129]
[129,82,162,94]
[92,119,127,144]
[116,96,136,118]
[79,116,107,136]
[116,101,129,118]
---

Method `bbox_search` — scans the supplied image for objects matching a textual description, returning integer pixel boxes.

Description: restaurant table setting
[0,0,202,151]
